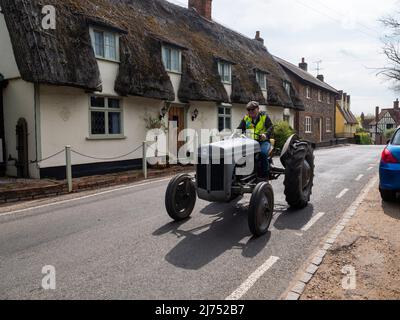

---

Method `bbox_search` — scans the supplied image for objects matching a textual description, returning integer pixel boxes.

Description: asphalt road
[0,145,383,300]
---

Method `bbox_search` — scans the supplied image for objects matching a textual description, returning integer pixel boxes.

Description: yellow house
[336,92,358,138]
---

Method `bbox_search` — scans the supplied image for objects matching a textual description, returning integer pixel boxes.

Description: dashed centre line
[301,212,326,232]
[367,167,374,171]
[336,188,349,199]
[226,256,279,300]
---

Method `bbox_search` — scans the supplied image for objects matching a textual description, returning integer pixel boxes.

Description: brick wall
[291,77,336,143]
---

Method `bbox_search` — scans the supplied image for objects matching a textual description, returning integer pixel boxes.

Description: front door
[16,118,29,178]
[315,118,322,143]
[169,106,185,151]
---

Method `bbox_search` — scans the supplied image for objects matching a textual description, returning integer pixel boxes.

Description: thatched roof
[0,0,302,108]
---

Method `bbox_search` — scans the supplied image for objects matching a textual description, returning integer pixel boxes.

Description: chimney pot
[317,74,324,82]
[394,98,399,109]
[254,31,264,45]
[189,0,212,20]
[299,58,308,72]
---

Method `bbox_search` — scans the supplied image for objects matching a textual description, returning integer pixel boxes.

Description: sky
[167,0,400,116]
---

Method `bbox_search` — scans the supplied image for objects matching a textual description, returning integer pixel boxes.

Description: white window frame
[326,117,332,132]
[89,96,124,139]
[218,105,232,131]
[89,27,120,62]
[162,45,182,74]
[256,71,267,91]
[218,61,232,85]
[327,93,331,104]
[305,116,312,133]
[306,86,311,99]
[318,90,322,102]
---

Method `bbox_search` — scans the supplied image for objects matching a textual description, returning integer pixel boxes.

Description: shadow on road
[153,200,271,270]
[382,200,400,220]
[273,203,314,231]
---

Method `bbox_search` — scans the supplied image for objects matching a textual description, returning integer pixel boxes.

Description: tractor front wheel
[165,174,197,221]
[248,182,274,237]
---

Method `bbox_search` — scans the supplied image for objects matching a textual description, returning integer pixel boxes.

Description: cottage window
[284,81,291,96]
[162,46,182,73]
[326,117,332,132]
[218,106,232,131]
[327,94,331,104]
[306,86,311,99]
[305,116,312,133]
[91,29,119,61]
[256,71,267,90]
[90,96,123,136]
[318,90,322,102]
[387,123,394,130]
[218,61,232,84]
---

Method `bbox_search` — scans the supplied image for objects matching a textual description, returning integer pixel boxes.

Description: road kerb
[282,175,379,300]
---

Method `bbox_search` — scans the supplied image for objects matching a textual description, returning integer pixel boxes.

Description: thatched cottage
[0,0,303,179]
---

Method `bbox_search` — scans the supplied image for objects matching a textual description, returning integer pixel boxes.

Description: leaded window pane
[91,111,106,135]
[109,112,121,134]
[104,32,116,60]
[91,96,105,108]
[108,98,120,109]
[94,31,104,57]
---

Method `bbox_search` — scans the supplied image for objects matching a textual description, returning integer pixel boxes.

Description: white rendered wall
[3,80,38,178]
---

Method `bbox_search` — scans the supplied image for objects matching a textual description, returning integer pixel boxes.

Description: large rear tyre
[380,188,397,202]
[248,182,274,237]
[165,174,197,221]
[284,143,315,209]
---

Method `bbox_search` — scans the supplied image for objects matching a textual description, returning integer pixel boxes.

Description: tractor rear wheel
[284,143,315,209]
[165,174,197,221]
[248,182,274,237]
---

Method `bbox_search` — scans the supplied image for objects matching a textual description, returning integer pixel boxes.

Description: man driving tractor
[238,101,274,179]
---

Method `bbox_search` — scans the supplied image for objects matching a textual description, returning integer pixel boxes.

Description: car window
[392,129,400,145]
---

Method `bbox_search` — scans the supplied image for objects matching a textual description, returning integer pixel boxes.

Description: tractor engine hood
[198,138,261,163]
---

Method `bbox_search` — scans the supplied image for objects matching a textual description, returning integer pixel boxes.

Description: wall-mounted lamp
[160,105,169,120]
[192,109,199,121]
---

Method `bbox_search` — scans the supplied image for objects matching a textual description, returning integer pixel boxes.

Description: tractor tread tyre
[165,174,196,221]
[248,182,274,237]
[284,144,315,209]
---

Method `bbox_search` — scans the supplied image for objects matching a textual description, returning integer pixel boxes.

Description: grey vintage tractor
[165,134,315,237]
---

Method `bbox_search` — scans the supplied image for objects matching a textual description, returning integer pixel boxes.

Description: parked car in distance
[380,127,400,202]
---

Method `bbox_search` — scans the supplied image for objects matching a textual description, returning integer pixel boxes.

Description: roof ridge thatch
[1,0,302,108]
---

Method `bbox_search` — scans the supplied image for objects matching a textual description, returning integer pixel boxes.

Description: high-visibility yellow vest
[243,114,268,140]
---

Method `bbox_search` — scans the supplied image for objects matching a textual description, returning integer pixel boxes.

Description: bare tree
[379,16,400,91]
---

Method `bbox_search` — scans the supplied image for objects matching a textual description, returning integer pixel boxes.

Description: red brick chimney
[189,0,212,20]
[299,58,308,72]
[254,31,264,45]
[394,98,399,109]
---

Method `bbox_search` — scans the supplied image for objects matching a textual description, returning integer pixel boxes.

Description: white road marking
[226,256,279,300]
[336,189,349,199]
[355,174,364,181]
[367,167,374,171]
[301,212,326,232]
[0,177,172,218]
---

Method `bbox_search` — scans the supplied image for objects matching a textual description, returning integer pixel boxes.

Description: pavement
[300,178,400,300]
[0,145,384,300]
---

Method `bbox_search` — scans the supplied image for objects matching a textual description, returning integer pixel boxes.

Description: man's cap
[246,101,260,110]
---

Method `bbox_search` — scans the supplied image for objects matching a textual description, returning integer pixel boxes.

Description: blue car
[380,127,400,202]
